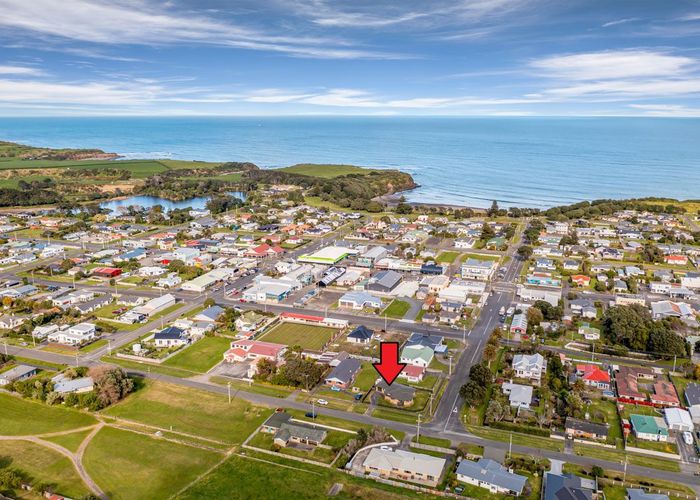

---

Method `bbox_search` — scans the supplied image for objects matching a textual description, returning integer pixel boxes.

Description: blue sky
[1,0,699,116]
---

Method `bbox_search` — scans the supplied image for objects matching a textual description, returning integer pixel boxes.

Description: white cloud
[531,50,696,81]
[0,65,43,75]
[601,18,638,28]
[294,0,533,29]
[629,103,700,117]
[0,0,404,59]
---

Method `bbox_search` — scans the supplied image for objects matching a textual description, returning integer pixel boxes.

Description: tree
[647,326,685,356]
[602,304,652,351]
[89,366,134,408]
[591,466,604,478]
[459,380,486,406]
[565,392,584,417]
[487,200,499,217]
[483,344,498,366]
[203,298,216,308]
[469,363,493,386]
[395,203,413,214]
[527,307,544,326]
[517,245,533,260]
[486,399,509,423]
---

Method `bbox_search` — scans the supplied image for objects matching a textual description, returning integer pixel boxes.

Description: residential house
[375,380,415,407]
[153,326,188,348]
[0,364,38,386]
[512,353,546,382]
[347,325,373,344]
[324,358,362,389]
[261,412,327,448]
[576,364,610,390]
[544,472,596,500]
[398,365,426,383]
[564,417,609,441]
[338,291,382,310]
[501,382,533,409]
[630,414,669,442]
[362,448,446,487]
[456,458,527,496]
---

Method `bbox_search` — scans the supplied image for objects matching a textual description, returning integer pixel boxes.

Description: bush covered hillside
[248,165,417,210]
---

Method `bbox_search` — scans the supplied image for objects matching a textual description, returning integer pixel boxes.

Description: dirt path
[0,423,107,499]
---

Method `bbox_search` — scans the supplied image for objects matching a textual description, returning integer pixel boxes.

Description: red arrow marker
[373,342,406,386]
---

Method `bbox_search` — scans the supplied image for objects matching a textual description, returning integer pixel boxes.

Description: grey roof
[0,364,38,382]
[407,333,444,351]
[348,325,373,341]
[53,377,94,394]
[377,380,415,402]
[368,270,402,291]
[325,358,362,384]
[154,326,186,340]
[456,459,527,494]
[276,421,327,443]
[685,382,700,406]
[544,473,593,500]
[263,411,293,429]
[627,489,669,500]
[196,305,225,322]
[565,417,609,437]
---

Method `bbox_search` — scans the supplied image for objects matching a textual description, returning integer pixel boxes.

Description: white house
[501,382,533,409]
[48,323,96,346]
[512,353,546,382]
[456,458,527,496]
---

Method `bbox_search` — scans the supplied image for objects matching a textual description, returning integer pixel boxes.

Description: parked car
[317,399,328,406]
[684,432,694,445]
[305,412,317,419]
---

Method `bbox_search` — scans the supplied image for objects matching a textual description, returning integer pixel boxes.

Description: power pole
[416,414,422,441]
[227,382,231,404]
[508,432,513,459]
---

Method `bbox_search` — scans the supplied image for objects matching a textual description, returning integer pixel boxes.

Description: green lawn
[383,299,411,319]
[0,158,168,178]
[101,355,198,378]
[80,338,108,353]
[259,322,337,351]
[411,435,452,448]
[101,380,270,444]
[0,392,97,435]
[41,428,94,453]
[573,443,680,472]
[83,427,221,500]
[0,440,90,499]
[177,453,434,500]
[466,425,564,452]
[436,251,460,263]
[276,164,373,178]
[209,376,295,398]
[163,336,230,373]
[354,364,379,392]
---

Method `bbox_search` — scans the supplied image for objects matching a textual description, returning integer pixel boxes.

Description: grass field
[102,380,270,444]
[0,158,169,178]
[383,299,410,319]
[436,251,460,263]
[177,452,433,500]
[83,427,221,500]
[276,163,373,178]
[41,428,94,453]
[260,322,336,351]
[163,336,230,373]
[0,440,90,499]
[1,392,97,435]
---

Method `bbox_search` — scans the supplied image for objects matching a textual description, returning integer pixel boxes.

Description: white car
[683,432,694,445]
[316,399,328,406]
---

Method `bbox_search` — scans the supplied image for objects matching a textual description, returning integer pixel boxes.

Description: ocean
[1,116,699,208]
